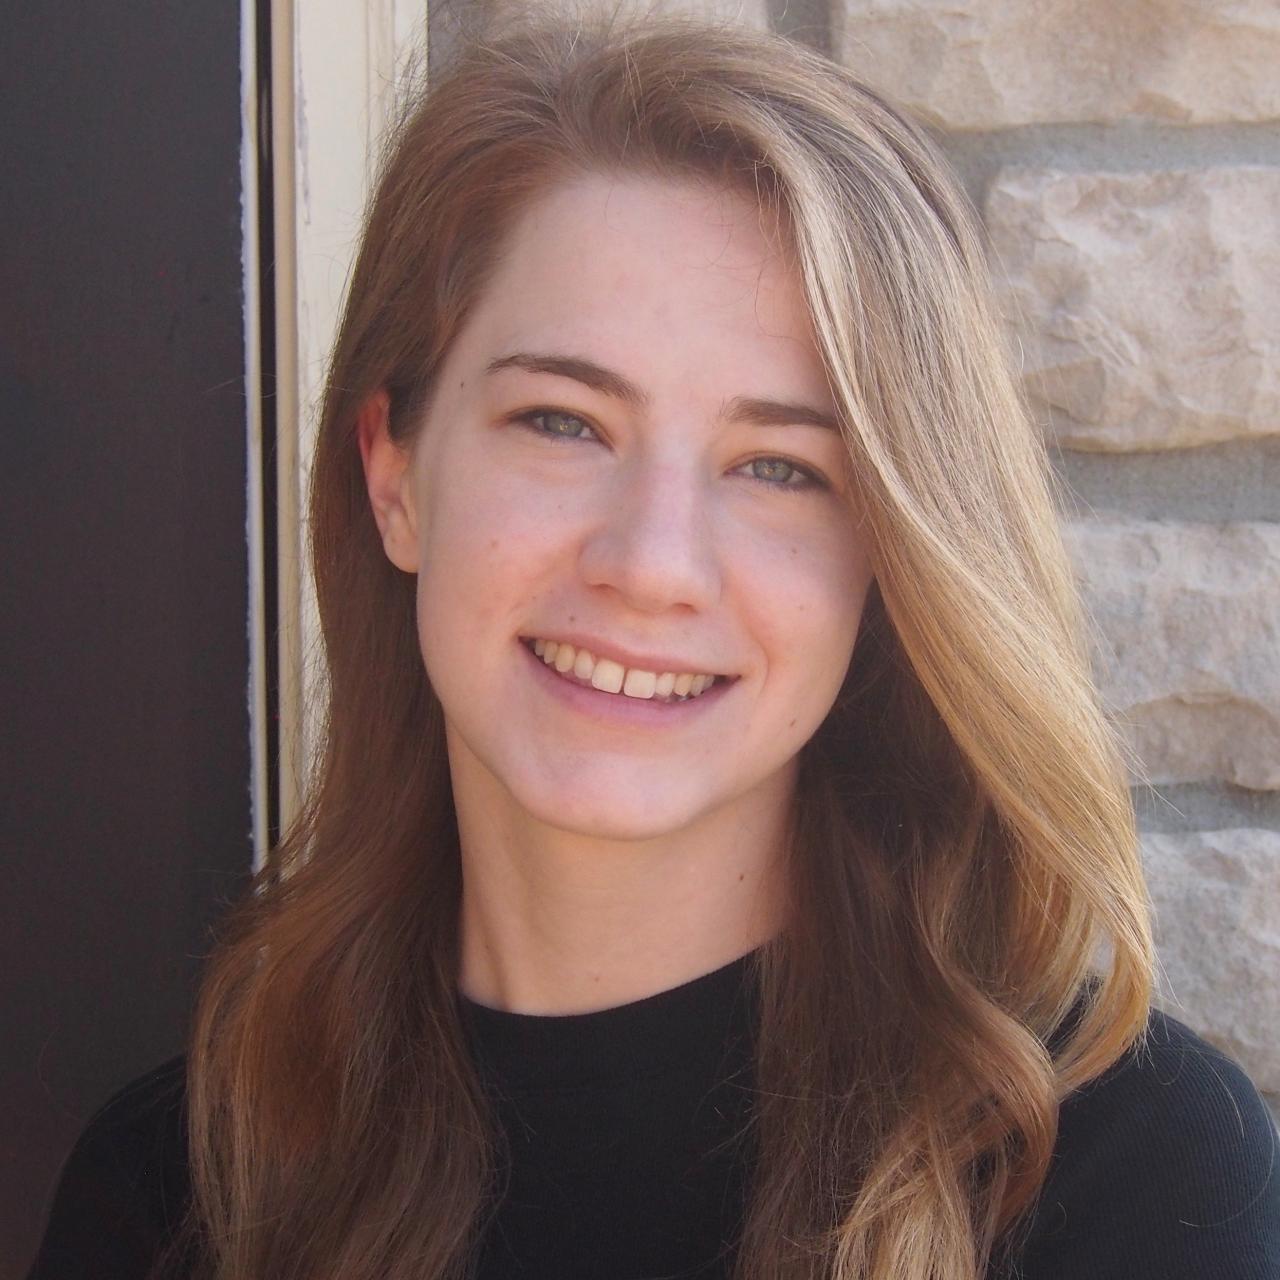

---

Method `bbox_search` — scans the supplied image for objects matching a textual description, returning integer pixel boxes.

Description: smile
[521,636,727,703]
[518,637,737,724]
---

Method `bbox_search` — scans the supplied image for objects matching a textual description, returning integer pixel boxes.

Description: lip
[518,637,735,727]
[517,633,733,680]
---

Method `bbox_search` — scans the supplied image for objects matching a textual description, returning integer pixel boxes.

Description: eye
[512,408,600,444]
[737,456,828,494]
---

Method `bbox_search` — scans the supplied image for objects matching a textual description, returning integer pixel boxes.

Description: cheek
[414,470,556,656]
[764,527,875,679]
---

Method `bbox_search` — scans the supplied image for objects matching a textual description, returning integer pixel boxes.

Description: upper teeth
[530,638,720,701]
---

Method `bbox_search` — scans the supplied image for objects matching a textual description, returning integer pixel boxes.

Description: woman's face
[370,172,875,843]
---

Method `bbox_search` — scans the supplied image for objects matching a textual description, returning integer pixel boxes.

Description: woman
[28,8,1278,1280]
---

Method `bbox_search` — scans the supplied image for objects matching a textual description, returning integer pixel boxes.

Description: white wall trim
[241,0,268,872]
[270,0,429,836]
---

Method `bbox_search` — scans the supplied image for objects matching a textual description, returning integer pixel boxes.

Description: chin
[511,776,708,843]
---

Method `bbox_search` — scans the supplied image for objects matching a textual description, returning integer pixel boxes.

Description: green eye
[518,409,598,441]
[742,456,825,492]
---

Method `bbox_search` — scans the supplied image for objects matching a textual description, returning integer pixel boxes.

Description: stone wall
[429,0,1280,1108]
[826,0,1279,1111]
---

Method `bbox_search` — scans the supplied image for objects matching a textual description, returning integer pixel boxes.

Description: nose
[577,454,722,614]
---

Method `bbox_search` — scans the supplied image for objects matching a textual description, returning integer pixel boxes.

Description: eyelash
[509,408,829,494]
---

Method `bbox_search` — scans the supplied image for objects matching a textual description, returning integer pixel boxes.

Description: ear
[357,389,419,573]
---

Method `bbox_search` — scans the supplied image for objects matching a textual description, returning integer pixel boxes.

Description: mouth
[517,636,738,720]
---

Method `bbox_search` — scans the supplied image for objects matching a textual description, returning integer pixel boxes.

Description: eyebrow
[484,351,841,433]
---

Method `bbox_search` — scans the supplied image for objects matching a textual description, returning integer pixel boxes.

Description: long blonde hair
[184,9,1153,1278]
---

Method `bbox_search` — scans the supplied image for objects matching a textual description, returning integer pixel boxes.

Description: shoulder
[27,1055,194,1280]
[57,1054,190,1209]
[1003,1009,1280,1280]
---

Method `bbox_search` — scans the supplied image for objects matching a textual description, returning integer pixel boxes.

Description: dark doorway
[0,4,254,1275]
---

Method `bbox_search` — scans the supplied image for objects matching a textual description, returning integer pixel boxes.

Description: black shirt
[26,952,1280,1279]
[462,951,757,1278]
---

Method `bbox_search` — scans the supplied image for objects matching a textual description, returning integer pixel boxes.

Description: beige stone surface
[588,0,769,23]
[473,0,770,29]
[986,167,1280,452]
[1144,828,1280,1096]
[835,0,1280,128]
[1064,519,1280,790]
[683,0,768,19]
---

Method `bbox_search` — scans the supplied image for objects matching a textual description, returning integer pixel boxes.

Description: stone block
[1064,519,1280,790]
[610,0,769,23]
[835,0,1280,128]
[1144,828,1280,1096]
[987,167,1280,452]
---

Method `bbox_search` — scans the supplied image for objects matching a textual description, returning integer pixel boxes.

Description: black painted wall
[0,4,253,1275]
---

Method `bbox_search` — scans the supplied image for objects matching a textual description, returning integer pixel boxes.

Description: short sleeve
[26,1056,194,1280]
[1006,1011,1280,1280]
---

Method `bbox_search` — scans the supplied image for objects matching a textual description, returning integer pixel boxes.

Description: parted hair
[181,6,1154,1278]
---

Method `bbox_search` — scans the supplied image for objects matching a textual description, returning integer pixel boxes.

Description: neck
[452,763,792,1016]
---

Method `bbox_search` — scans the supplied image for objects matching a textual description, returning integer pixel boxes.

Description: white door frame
[247,0,428,868]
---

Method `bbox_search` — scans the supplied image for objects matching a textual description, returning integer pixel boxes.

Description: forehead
[498,170,790,279]
[456,171,824,388]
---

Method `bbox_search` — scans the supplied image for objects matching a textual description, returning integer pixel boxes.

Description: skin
[359,172,875,1014]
